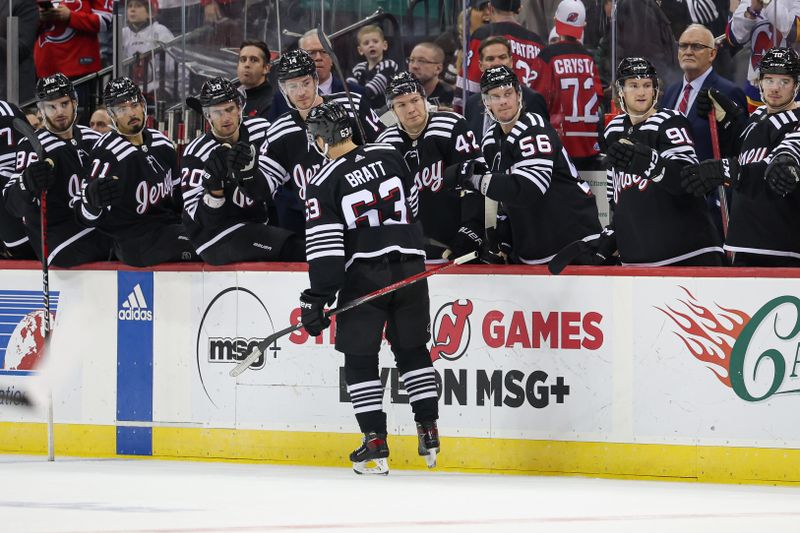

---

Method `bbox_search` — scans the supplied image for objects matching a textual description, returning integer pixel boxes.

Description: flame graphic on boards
[656,287,750,387]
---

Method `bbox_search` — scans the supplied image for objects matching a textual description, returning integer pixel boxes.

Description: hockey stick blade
[229,250,477,377]
[316,27,368,143]
[548,239,585,275]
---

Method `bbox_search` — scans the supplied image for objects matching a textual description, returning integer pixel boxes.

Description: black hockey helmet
[615,57,659,91]
[36,73,77,102]
[306,101,352,146]
[276,49,317,82]
[385,72,426,107]
[480,65,519,94]
[187,77,244,114]
[103,77,144,107]
[758,47,800,82]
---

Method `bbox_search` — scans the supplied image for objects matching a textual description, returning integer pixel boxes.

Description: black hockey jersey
[4,125,104,263]
[376,111,483,255]
[262,92,383,236]
[604,109,723,265]
[0,101,33,252]
[725,108,800,259]
[346,59,400,108]
[304,143,424,296]
[181,117,279,253]
[482,112,601,263]
[77,128,181,240]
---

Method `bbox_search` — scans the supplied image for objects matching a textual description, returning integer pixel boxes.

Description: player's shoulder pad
[148,128,174,149]
[308,154,349,188]
[506,112,548,144]
[76,125,102,143]
[266,113,304,144]
[767,108,800,131]
[328,91,363,110]
[243,116,271,144]
[481,124,499,150]
[183,132,217,162]
[424,111,464,140]
[640,108,687,132]
[362,142,398,154]
[376,125,402,145]
[92,131,137,160]
[604,113,626,136]
[37,129,68,153]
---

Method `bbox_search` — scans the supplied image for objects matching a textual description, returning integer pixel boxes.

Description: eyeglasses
[678,42,713,52]
[304,49,329,57]
[406,57,439,66]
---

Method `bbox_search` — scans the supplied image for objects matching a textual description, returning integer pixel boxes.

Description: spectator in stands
[346,25,399,109]
[459,0,546,103]
[0,0,39,101]
[268,30,364,121]
[463,36,549,141]
[123,0,176,101]
[728,0,799,112]
[89,106,112,133]
[23,106,43,130]
[34,0,112,122]
[448,0,491,92]
[519,0,561,41]
[537,0,604,169]
[238,40,274,120]
[201,0,242,24]
[408,42,454,108]
[663,24,747,240]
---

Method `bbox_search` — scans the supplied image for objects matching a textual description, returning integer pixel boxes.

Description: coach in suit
[662,24,746,239]
[662,24,747,162]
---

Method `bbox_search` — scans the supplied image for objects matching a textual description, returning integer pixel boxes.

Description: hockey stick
[12,118,55,461]
[229,250,478,377]
[316,26,368,143]
[708,112,730,236]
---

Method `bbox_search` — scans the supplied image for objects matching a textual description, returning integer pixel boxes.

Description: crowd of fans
[0,0,798,269]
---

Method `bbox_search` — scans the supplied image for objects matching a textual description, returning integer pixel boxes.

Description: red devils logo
[430,299,473,362]
[567,12,579,22]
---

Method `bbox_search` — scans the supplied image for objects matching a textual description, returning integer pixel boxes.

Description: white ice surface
[1,455,800,533]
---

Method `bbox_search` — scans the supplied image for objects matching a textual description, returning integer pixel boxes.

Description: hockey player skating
[263,49,383,236]
[681,47,800,266]
[4,74,112,267]
[77,77,197,267]
[446,65,601,264]
[376,72,484,262]
[604,57,725,266]
[181,77,303,264]
[300,101,439,475]
[0,100,36,259]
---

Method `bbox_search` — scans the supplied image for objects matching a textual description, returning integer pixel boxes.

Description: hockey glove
[449,225,483,258]
[84,176,123,208]
[21,160,55,195]
[299,289,334,337]
[605,138,662,179]
[228,141,257,182]
[765,154,800,197]
[202,145,230,193]
[696,88,741,130]
[680,158,739,197]
[443,159,489,192]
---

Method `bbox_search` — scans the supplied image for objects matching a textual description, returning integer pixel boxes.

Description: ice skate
[350,432,390,475]
[416,421,440,468]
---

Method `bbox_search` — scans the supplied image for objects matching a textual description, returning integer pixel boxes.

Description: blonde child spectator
[346,25,399,108]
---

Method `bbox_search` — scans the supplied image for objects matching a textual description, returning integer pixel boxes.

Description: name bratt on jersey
[738,147,769,166]
[612,169,651,202]
[291,163,322,201]
[344,160,387,187]
[413,161,444,192]
[135,171,174,215]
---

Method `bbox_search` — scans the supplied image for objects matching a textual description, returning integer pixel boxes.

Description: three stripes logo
[118,284,153,321]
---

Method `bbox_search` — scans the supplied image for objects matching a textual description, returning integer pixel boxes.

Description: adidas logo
[355,154,365,162]
[118,284,153,321]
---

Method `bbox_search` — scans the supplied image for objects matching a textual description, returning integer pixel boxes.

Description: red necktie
[678,83,692,114]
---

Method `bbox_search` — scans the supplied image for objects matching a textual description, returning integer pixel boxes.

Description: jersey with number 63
[376,111,484,251]
[481,112,601,264]
[304,143,425,296]
[604,109,721,265]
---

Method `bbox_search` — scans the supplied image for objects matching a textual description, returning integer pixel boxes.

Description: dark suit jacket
[267,75,364,122]
[464,85,549,142]
[662,69,747,161]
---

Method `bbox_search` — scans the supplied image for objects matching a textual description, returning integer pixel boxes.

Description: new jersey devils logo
[430,299,473,362]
